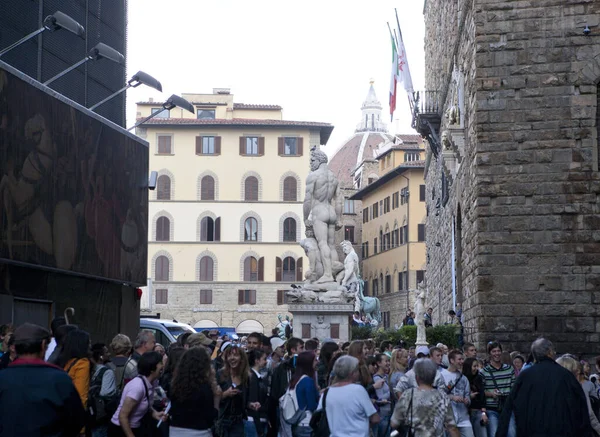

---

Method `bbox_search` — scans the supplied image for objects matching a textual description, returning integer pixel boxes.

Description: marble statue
[312,315,330,339]
[299,228,323,283]
[414,281,428,346]
[303,147,342,284]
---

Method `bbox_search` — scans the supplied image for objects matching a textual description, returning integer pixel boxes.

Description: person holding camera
[480,342,515,437]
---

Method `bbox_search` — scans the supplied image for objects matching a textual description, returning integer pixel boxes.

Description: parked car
[194,326,238,339]
[140,318,195,346]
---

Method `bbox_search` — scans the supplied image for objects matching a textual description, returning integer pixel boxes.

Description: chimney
[213,88,231,95]
[149,97,154,102]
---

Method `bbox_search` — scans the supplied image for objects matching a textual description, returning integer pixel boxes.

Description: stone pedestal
[288,302,353,343]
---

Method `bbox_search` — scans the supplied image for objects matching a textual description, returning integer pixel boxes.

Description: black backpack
[88,367,121,427]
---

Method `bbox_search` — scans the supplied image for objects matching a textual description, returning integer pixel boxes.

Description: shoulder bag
[396,388,414,437]
[488,368,508,413]
[136,376,160,437]
[309,388,330,437]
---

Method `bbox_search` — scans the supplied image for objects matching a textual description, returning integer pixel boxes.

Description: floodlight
[0,11,85,58]
[44,43,124,86]
[127,94,195,131]
[89,70,162,111]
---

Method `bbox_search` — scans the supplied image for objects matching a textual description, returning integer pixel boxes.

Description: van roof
[141,319,192,328]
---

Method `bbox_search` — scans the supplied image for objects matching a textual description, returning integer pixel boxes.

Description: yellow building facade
[350,138,426,329]
[136,89,333,334]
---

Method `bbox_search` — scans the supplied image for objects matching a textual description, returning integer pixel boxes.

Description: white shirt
[44,338,57,361]
[317,384,377,437]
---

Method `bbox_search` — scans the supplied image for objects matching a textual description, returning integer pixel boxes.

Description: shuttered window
[199,256,214,281]
[418,224,426,242]
[200,289,212,304]
[156,175,171,200]
[416,270,425,285]
[157,135,172,154]
[200,217,220,242]
[239,137,265,156]
[155,256,169,281]
[238,289,257,305]
[244,218,258,241]
[155,289,168,304]
[156,217,170,241]
[278,137,304,156]
[277,290,289,305]
[283,218,296,242]
[245,177,259,201]
[195,136,221,155]
[420,185,426,201]
[385,275,391,294]
[283,177,297,201]
[201,176,215,200]
[282,257,296,282]
[244,257,258,281]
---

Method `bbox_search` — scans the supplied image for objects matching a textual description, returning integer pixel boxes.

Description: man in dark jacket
[496,338,592,437]
[267,337,304,437]
[0,323,85,437]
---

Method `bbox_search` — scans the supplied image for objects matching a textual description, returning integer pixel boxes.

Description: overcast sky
[126,1,425,156]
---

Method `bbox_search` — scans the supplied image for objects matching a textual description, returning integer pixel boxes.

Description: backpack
[279,375,307,425]
[87,367,120,427]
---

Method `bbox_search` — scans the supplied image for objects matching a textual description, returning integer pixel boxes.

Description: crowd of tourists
[0,320,599,437]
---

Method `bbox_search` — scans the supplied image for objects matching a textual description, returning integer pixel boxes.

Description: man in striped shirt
[480,341,516,437]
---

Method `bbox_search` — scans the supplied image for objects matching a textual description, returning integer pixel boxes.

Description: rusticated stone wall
[424,0,600,355]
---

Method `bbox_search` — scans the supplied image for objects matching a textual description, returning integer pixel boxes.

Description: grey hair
[134,330,155,349]
[413,358,438,386]
[333,355,359,380]
[531,338,554,361]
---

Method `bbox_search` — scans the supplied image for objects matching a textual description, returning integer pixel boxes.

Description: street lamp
[89,71,162,111]
[0,11,85,57]
[127,94,194,131]
[43,42,124,86]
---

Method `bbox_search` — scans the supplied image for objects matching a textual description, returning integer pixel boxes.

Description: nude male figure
[303,148,342,283]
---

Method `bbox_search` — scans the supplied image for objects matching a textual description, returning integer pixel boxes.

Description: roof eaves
[349,164,424,200]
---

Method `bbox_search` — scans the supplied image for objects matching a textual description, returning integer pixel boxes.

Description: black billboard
[0,0,127,126]
[0,62,148,286]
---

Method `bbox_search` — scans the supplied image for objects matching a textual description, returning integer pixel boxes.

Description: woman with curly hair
[217,345,249,437]
[169,347,218,437]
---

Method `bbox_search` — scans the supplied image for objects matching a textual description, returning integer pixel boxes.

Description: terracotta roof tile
[233,103,282,110]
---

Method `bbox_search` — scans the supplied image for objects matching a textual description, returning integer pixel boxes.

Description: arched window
[379,229,383,252]
[244,256,258,281]
[245,176,259,201]
[156,175,171,200]
[201,175,215,200]
[155,256,169,281]
[283,218,296,242]
[283,177,297,201]
[282,257,296,282]
[244,217,258,241]
[156,216,171,241]
[199,256,214,281]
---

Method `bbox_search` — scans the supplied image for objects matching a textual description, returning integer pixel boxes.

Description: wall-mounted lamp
[44,43,124,86]
[0,11,85,58]
[127,94,194,131]
[90,70,162,111]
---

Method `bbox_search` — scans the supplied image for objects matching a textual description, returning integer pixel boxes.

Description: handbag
[137,376,160,437]
[396,388,414,437]
[309,388,330,437]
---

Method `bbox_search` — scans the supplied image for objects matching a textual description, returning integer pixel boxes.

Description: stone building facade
[420,0,600,354]
[136,90,333,334]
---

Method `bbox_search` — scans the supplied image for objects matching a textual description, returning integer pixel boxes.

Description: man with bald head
[303,148,343,284]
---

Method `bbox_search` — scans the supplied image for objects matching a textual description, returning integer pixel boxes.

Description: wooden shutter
[158,136,171,154]
[278,137,284,156]
[296,257,303,281]
[277,290,283,305]
[250,290,257,305]
[156,217,170,241]
[245,177,258,201]
[201,176,215,200]
[156,256,169,281]
[276,257,282,282]
[238,290,244,305]
[258,257,264,281]
[297,137,303,156]
[239,137,245,155]
[301,324,311,339]
[258,137,265,156]
[214,136,221,155]
[157,175,170,200]
[330,323,340,339]
[195,136,202,154]
[420,184,426,201]
[418,224,425,241]
[215,217,221,241]
[284,177,297,201]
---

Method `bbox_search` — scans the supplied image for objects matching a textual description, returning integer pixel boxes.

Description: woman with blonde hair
[556,355,600,436]
[389,348,409,392]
